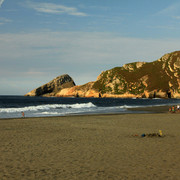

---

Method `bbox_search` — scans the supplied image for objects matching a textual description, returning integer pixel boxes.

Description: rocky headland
[25,51,180,98]
[25,74,76,97]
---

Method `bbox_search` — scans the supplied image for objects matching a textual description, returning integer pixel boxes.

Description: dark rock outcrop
[25,74,75,96]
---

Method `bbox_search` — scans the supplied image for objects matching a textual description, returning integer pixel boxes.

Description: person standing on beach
[21,112,25,118]
[177,105,180,112]
[169,107,172,113]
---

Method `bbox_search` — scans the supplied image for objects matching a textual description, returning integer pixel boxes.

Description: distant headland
[25,51,180,98]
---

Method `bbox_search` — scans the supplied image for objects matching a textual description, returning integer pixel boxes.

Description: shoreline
[128,105,170,113]
[0,105,171,120]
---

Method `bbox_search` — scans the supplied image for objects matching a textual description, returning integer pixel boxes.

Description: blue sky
[1,0,180,95]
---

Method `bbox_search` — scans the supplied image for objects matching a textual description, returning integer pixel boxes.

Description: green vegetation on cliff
[25,51,180,98]
[93,51,180,97]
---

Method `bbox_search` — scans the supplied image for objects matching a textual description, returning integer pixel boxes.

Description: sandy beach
[1,111,180,179]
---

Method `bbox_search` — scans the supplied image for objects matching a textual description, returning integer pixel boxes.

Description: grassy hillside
[92,51,180,96]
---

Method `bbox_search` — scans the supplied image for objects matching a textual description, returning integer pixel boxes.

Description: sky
[1,0,180,95]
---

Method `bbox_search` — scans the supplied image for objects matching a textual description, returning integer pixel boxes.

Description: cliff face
[56,82,101,98]
[25,74,75,97]
[56,51,180,98]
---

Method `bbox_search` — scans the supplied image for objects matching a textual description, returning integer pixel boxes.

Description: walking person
[21,111,25,118]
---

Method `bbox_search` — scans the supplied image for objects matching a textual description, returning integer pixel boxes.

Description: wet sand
[1,112,180,179]
[129,105,170,113]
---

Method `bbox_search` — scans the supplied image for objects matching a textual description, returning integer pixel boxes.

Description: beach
[1,112,180,179]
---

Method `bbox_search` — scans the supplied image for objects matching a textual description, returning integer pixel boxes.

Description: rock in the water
[25,74,75,96]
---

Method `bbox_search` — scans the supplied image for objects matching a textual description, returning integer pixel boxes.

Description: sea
[0,96,180,119]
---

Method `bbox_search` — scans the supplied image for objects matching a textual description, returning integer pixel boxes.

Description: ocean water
[0,96,180,119]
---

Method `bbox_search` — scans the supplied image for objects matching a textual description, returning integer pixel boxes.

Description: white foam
[36,112,61,115]
[0,102,96,113]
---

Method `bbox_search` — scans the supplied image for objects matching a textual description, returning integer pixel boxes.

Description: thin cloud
[0,17,11,25]
[156,3,180,16]
[172,16,180,20]
[0,31,180,66]
[0,0,4,7]
[25,1,88,16]
[148,25,177,30]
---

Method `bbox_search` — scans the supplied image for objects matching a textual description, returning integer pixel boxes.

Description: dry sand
[0,112,180,179]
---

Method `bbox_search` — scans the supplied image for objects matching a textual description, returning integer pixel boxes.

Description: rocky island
[25,51,180,98]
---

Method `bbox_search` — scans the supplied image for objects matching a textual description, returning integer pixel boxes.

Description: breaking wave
[0,102,96,113]
[1,96,180,119]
